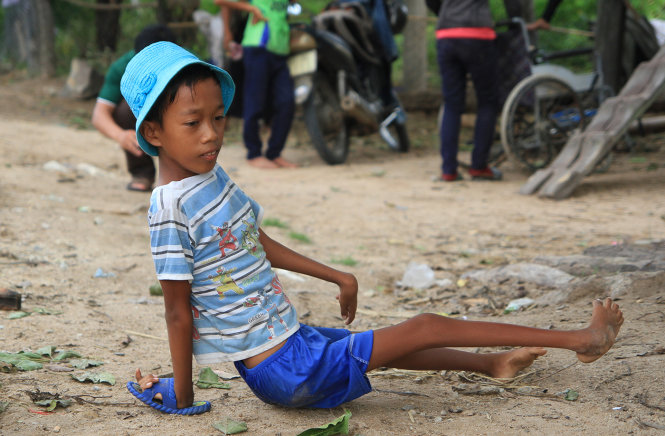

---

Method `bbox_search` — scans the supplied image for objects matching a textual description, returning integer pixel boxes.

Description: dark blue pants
[437,38,499,175]
[242,47,295,160]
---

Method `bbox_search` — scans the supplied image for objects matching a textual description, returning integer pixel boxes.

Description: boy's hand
[135,368,160,397]
[251,7,268,24]
[117,129,142,157]
[336,273,358,325]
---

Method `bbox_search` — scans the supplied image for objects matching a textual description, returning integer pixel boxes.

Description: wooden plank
[584,96,647,134]
[619,58,665,98]
[567,132,617,177]
[539,169,585,199]
[547,134,584,169]
[521,44,665,198]
[519,168,553,195]
[538,133,610,194]
[537,167,584,199]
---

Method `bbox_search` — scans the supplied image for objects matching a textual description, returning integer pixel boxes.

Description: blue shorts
[234,324,374,408]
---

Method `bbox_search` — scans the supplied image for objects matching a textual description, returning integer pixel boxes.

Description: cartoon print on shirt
[212,222,238,257]
[243,279,290,340]
[210,265,244,296]
[241,218,264,258]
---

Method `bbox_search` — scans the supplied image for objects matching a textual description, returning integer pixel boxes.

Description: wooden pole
[33,0,56,78]
[402,0,427,92]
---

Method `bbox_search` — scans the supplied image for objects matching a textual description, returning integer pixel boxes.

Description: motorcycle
[287,0,410,165]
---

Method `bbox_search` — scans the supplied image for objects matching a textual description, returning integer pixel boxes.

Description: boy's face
[143,77,227,183]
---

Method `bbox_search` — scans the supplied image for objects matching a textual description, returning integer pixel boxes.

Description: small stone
[53,426,61,433]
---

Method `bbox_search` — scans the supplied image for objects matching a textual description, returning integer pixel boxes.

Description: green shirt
[97,50,135,104]
[239,0,290,55]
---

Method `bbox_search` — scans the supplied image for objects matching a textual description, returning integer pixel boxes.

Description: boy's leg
[384,346,547,379]
[436,38,466,177]
[265,52,295,162]
[367,298,623,371]
[242,47,272,163]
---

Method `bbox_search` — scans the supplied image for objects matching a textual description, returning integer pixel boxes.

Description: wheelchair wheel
[500,74,585,172]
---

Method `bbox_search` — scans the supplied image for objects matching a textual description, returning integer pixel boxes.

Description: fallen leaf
[212,417,248,434]
[296,410,352,436]
[53,350,82,361]
[7,311,30,319]
[564,389,579,401]
[196,367,231,389]
[70,359,104,369]
[32,307,62,315]
[34,399,72,411]
[36,346,57,357]
[71,371,116,385]
[149,283,163,296]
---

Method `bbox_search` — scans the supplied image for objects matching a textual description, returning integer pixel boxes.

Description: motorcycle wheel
[303,73,350,165]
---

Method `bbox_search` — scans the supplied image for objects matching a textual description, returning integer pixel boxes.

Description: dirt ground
[1,73,664,436]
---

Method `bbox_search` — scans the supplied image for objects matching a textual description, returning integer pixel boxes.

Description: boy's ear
[140,121,163,148]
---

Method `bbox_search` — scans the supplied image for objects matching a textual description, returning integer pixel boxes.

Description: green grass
[263,217,289,229]
[330,256,358,267]
[288,232,311,244]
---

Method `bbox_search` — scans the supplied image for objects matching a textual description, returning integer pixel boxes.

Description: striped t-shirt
[148,164,299,363]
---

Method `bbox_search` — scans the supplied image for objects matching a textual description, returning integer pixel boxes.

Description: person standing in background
[216,0,297,169]
[91,24,177,192]
[427,0,505,181]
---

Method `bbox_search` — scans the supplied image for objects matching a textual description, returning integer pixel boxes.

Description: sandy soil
[1,74,664,435]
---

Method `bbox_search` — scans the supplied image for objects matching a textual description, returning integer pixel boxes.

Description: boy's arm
[259,228,358,324]
[214,0,267,24]
[161,279,194,408]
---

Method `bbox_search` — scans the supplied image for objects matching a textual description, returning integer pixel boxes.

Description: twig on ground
[636,392,665,412]
[124,330,168,341]
[374,388,430,398]
[636,419,665,430]
[531,361,578,383]
[593,361,632,390]
[636,311,665,321]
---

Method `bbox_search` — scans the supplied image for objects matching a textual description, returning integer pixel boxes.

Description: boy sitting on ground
[121,41,624,414]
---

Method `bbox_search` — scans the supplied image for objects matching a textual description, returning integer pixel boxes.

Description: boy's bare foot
[248,156,279,169]
[272,156,298,168]
[490,347,547,379]
[576,298,624,363]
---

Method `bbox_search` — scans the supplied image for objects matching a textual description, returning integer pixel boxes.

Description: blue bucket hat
[120,41,235,156]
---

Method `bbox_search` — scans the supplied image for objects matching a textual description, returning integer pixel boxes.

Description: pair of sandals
[126,177,153,193]
[126,379,211,415]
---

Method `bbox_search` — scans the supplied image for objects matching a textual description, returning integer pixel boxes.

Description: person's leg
[437,38,467,177]
[367,298,623,372]
[464,39,499,172]
[385,346,547,379]
[265,52,296,167]
[113,99,155,189]
[242,47,277,167]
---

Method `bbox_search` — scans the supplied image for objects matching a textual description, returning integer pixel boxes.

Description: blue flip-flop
[126,378,211,415]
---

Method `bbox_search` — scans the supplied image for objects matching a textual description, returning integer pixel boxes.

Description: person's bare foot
[272,156,298,168]
[489,347,547,379]
[248,156,279,169]
[576,298,624,363]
